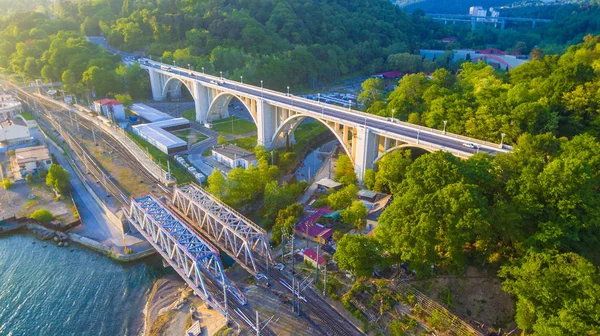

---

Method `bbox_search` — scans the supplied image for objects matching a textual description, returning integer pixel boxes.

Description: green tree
[1,178,13,190]
[217,135,227,145]
[334,234,382,277]
[46,164,69,195]
[499,251,600,335]
[364,169,376,190]
[374,150,413,194]
[114,94,132,108]
[207,170,227,199]
[271,203,304,245]
[334,154,356,185]
[358,77,384,112]
[327,184,358,210]
[30,209,54,223]
[341,200,368,230]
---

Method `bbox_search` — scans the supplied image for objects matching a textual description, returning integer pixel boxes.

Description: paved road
[140,60,512,158]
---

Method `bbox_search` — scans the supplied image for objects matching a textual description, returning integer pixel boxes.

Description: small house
[302,248,326,268]
[212,144,257,169]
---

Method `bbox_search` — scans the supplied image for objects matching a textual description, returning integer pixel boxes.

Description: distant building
[0,93,23,120]
[211,145,257,169]
[469,6,487,21]
[489,7,500,22]
[93,99,126,121]
[132,118,190,155]
[441,37,458,43]
[11,145,52,179]
[302,248,326,267]
[0,118,35,152]
[420,49,529,70]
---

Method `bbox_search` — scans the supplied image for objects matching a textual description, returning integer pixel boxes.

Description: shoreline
[0,221,156,262]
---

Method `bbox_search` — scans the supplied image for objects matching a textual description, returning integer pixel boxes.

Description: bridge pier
[149,68,166,101]
[353,127,378,182]
[257,100,276,149]
[193,81,210,124]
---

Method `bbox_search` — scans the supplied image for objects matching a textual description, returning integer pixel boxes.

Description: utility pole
[315,244,320,285]
[290,234,295,273]
[281,233,285,266]
[292,277,296,314]
[256,311,260,336]
[92,127,97,146]
[323,264,327,296]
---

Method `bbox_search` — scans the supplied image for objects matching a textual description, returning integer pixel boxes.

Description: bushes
[1,178,13,190]
[30,209,54,223]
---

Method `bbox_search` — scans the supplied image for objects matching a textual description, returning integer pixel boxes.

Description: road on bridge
[141,60,511,159]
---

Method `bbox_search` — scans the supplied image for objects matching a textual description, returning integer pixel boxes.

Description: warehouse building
[129,103,173,123]
[132,118,190,154]
[0,118,35,152]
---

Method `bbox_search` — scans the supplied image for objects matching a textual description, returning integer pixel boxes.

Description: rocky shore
[141,275,226,336]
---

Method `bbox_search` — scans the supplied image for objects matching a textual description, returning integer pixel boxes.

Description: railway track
[13,88,171,204]
[266,267,364,336]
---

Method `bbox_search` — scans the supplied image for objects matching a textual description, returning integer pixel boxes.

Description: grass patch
[19,111,35,121]
[126,132,195,184]
[227,136,257,151]
[212,116,256,135]
[148,311,176,335]
[24,199,38,210]
[173,129,207,145]
[181,109,195,122]
[294,120,329,152]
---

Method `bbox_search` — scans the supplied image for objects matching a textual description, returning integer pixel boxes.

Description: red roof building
[302,248,326,266]
[295,207,334,244]
[442,37,457,43]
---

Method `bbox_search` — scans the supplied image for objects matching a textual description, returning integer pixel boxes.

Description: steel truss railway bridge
[171,184,271,276]
[124,194,246,315]
[140,59,512,181]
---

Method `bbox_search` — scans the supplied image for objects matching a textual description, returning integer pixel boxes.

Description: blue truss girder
[124,195,246,307]
[172,184,272,275]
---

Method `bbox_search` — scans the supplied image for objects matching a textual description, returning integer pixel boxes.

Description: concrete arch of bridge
[207,91,257,124]
[162,76,193,100]
[271,114,353,163]
[374,143,434,163]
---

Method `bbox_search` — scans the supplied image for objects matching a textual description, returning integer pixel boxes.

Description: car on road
[462,142,477,149]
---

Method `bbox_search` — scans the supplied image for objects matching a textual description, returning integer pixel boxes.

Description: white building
[489,7,500,22]
[11,145,52,180]
[212,145,257,169]
[0,118,35,152]
[469,6,487,21]
[93,99,126,121]
[132,118,190,155]
[129,103,173,123]
[0,93,23,120]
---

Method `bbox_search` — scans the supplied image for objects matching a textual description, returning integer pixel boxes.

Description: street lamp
[392,108,396,121]
[188,64,191,70]
[443,120,447,134]
[348,100,352,111]
[173,60,175,66]
[287,86,290,97]
[317,93,321,103]
[202,67,205,74]
[260,80,264,98]
[240,76,243,84]
[500,133,506,148]
[220,71,223,80]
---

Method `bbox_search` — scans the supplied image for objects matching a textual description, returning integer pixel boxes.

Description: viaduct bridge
[140,59,512,180]
[426,13,551,29]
